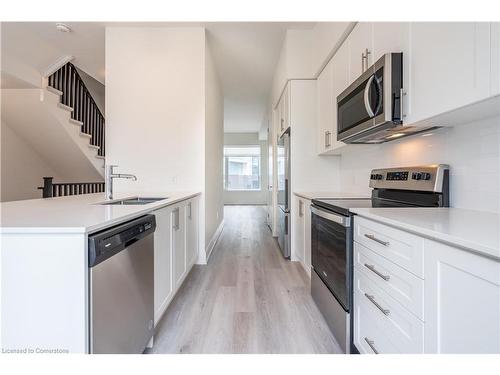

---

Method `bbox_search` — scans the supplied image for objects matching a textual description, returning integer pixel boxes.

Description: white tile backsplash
[339,116,500,213]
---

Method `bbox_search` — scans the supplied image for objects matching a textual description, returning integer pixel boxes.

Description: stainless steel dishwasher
[88,214,156,354]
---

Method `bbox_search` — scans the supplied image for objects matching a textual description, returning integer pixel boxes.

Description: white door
[407,22,491,124]
[316,57,334,154]
[185,199,199,268]
[172,205,187,289]
[424,240,500,353]
[153,206,173,324]
[348,22,374,84]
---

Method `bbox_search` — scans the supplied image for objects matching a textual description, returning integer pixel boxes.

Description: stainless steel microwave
[337,52,406,144]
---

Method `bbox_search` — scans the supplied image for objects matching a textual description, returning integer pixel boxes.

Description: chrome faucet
[105,165,137,200]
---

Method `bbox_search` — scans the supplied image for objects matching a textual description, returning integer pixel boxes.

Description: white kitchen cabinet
[292,195,312,275]
[491,22,500,95]
[153,206,173,324]
[316,57,335,154]
[172,205,187,290]
[277,83,291,136]
[317,41,349,155]
[185,198,199,268]
[424,240,500,354]
[372,22,411,118]
[348,22,373,84]
[406,22,492,125]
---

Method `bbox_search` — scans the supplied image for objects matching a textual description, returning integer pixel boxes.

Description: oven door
[311,205,352,311]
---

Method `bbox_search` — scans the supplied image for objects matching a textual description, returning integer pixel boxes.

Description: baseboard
[206,219,225,262]
[299,259,312,278]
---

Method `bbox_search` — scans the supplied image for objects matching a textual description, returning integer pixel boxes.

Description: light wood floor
[148,205,342,354]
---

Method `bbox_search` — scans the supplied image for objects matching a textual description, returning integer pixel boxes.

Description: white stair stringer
[1,88,105,181]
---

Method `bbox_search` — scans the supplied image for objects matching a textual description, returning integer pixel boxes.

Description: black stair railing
[48,62,105,157]
[38,177,105,198]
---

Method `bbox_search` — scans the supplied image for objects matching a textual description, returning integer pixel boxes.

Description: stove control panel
[369,165,449,193]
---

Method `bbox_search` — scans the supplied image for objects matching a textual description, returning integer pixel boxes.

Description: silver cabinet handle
[399,88,406,120]
[325,131,331,147]
[188,202,192,219]
[364,337,379,354]
[362,48,371,72]
[364,263,390,281]
[364,233,390,246]
[173,207,180,230]
[364,293,390,316]
[299,200,304,217]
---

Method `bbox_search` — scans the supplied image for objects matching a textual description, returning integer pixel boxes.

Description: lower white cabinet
[353,216,500,354]
[423,240,500,354]
[153,196,199,325]
[292,195,311,274]
[185,199,199,269]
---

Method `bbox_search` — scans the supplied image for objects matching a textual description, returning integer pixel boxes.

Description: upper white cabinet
[424,240,500,354]
[406,22,492,125]
[317,41,349,155]
[348,22,373,84]
[316,57,335,154]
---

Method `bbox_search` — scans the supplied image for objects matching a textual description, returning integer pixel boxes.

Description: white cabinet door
[424,240,500,353]
[491,22,500,95]
[303,198,312,272]
[330,41,350,153]
[293,196,305,262]
[172,205,187,290]
[348,22,373,84]
[185,198,199,269]
[316,57,335,154]
[372,22,411,119]
[153,206,173,324]
[407,22,491,125]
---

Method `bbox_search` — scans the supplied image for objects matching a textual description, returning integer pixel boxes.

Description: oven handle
[311,206,350,227]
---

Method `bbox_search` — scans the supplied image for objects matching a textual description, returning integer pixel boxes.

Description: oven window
[311,211,350,310]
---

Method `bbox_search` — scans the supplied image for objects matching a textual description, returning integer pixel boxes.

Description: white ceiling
[1,22,315,133]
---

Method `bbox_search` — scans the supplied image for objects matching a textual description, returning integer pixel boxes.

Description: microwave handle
[364,75,376,117]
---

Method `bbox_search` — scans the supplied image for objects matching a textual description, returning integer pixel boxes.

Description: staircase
[2,62,105,182]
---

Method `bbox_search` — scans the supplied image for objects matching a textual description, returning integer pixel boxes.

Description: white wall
[106,27,205,194]
[223,132,268,205]
[1,120,63,202]
[204,39,224,249]
[339,116,500,213]
[75,67,105,114]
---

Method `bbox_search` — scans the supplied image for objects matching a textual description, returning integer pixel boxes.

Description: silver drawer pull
[364,293,390,316]
[364,263,390,281]
[364,337,379,354]
[364,233,390,246]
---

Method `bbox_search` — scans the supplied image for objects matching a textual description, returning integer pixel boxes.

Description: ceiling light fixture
[55,23,72,33]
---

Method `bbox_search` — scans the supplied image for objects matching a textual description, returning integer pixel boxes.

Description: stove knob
[422,173,432,181]
[377,174,383,180]
[412,172,422,180]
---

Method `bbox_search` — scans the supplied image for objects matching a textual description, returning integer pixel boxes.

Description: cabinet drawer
[354,268,424,354]
[355,242,424,320]
[354,217,424,277]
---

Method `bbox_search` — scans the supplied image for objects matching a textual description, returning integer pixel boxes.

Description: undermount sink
[100,197,168,205]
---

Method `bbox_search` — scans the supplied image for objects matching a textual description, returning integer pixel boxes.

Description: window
[223,146,261,191]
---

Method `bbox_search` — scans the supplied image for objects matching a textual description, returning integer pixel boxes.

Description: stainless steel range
[310,165,449,353]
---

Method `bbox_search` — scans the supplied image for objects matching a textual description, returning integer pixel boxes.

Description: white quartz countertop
[294,191,370,200]
[0,191,201,234]
[350,207,500,262]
